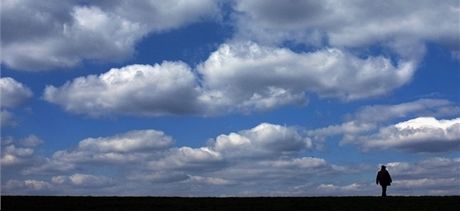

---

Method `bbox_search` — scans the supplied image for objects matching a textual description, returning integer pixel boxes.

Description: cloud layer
[2,123,341,195]
[2,124,458,196]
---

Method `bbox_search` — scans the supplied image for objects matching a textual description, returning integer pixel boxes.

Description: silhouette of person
[376,165,392,197]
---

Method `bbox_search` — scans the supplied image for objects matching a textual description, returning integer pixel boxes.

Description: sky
[1,0,459,196]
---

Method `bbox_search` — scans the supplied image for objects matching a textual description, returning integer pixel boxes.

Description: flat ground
[2,196,459,211]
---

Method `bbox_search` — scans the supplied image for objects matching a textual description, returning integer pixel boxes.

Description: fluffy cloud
[44,62,203,116]
[150,147,223,171]
[44,42,416,116]
[209,123,313,158]
[3,126,459,196]
[385,157,460,195]
[52,129,174,164]
[348,117,460,152]
[308,99,460,153]
[78,130,173,153]
[312,157,460,196]
[2,123,342,195]
[0,77,33,108]
[199,42,415,104]
[0,77,33,127]
[1,0,219,71]
[233,0,459,59]
[1,135,42,166]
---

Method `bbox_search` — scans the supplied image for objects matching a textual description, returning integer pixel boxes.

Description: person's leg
[382,185,387,197]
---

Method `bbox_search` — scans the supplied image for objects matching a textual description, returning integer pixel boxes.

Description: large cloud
[233,0,460,59]
[347,117,460,152]
[44,42,416,116]
[1,0,219,71]
[44,62,203,116]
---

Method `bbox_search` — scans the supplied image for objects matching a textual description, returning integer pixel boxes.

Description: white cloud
[316,183,365,196]
[78,130,173,153]
[233,0,459,59]
[308,99,460,151]
[24,180,52,190]
[187,175,235,186]
[1,0,219,71]
[0,77,33,108]
[44,62,202,116]
[199,42,415,104]
[4,126,458,196]
[348,117,460,152]
[210,123,313,158]
[67,173,114,188]
[51,129,174,164]
[44,42,417,116]
[4,179,52,192]
[1,77,33,127]
[1,135,42,166]
[352,99,460,123]
[384,157,460,195]
[2,124,343,195]
[150,147,223,171]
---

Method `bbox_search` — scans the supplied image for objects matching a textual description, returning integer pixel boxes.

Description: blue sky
[1,0,460,196]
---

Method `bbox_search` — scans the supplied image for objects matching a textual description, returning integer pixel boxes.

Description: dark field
[2,196,459,211]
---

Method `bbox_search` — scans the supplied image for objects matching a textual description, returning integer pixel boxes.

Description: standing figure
[376,165,392,197]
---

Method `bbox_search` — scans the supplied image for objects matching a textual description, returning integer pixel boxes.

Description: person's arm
[376,172,380,184]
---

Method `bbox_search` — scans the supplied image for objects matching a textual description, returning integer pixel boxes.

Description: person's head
[381,165,386,170]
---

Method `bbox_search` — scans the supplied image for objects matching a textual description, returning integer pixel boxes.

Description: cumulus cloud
[311,157,460,196]
[3,126,458,196]
[52,129,174,164]
[150,147,223,171]
[209,123,314,158]
[44,42,416,116]
[347,117,460,152]
[44,62,202,116]
[0,77,33,108]
[384,157,460,195]
[1,77,33,127]
[1,135,42,166]
[1,0,219,71]
[2,123,342,195]
[199,42,415,104]
[233,0,459,59]
[308,99,460,153]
